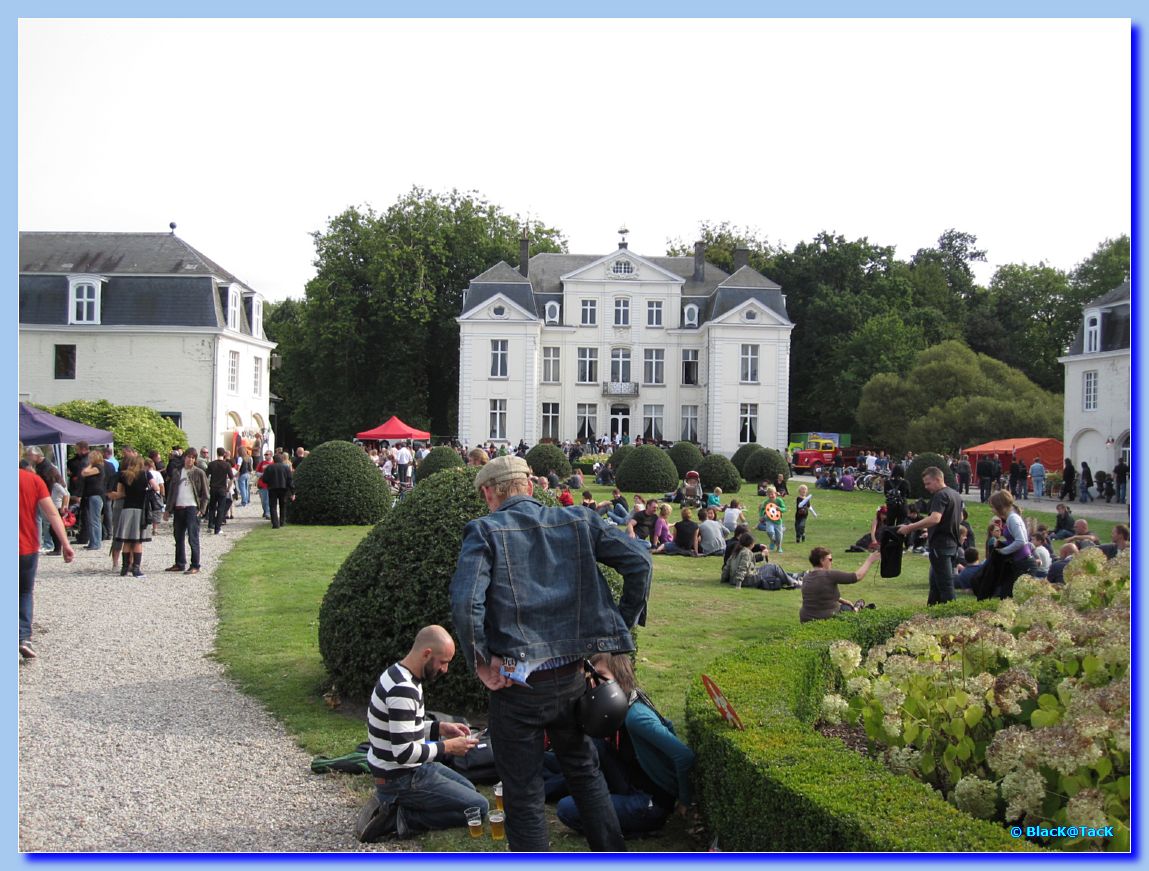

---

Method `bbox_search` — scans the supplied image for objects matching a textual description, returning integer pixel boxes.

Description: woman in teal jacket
[556,653,694,836]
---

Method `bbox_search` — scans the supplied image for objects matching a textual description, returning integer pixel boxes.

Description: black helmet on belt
[576,660,629,738]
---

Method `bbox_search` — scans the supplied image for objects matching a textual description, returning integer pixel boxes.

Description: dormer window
[683,304,699,328]
[251,297,263,338]
[612,260,634,275]
[1085,311,1100,353]
[68,275,102,324]
[227,287,240,330]
[544,301,560,325]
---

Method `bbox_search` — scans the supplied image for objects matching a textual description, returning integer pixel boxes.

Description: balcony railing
[602,381,639,397]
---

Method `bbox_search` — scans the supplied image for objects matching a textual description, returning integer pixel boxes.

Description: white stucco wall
[1060,349,1131,474]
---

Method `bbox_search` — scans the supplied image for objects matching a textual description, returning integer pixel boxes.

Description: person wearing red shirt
[254,450,274,519]
[19,469,75,659]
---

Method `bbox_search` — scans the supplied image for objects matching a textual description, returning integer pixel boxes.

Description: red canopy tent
[962,437,1065,485]
[356,415,431,442]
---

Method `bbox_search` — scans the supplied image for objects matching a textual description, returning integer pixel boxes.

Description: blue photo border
[6,3,1142,869]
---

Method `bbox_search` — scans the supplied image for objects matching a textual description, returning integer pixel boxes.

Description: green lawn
[213,481,1112,851]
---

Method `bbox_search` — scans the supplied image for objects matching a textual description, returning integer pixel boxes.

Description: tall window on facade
[610,348,632,382]
[54,344,76,380]
[740,344,759,383]
[581,299,597,326]
[642,405,664,442]
[253,356,263,397]
[541,403,560,440]
[70,282,98,324]
[577,347,598,383]
[489,399,507,439]
[643,348,664,385]
[647,300,663,327]
[227,288,240,330]
[682,349,699,385]
[614,298,630,326]
[228,350,240,392]
[577,403,597,441]
[1085,314,1100,353]
[1083,371,1098,411]
[681,405,698,442]
[542,346,560,383]
[739,403,758,444]
[251,299,263,337]
[490,339,508,378]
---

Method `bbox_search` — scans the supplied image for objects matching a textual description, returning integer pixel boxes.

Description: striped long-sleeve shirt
[366,663,441,777]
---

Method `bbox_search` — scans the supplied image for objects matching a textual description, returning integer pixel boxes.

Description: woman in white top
[722,500,746,533]
[1030,532,1052,579]
[44,469,71,555]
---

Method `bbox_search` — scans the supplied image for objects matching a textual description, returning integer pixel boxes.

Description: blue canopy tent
[19,402,114,471]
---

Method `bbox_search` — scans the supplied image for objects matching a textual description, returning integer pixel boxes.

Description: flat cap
[474,455,531,492]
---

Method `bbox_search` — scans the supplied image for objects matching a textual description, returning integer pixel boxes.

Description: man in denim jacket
[450,456,652,851]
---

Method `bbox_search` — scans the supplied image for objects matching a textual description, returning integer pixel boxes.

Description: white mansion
[457,234,794,456]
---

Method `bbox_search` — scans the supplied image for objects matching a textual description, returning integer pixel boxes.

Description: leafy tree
[856,341,1061,456]
[666,221,779,274]
[1070,235,1130,302]
[46,399,187,460]
[273,188,565,445]
[912,229,987,302]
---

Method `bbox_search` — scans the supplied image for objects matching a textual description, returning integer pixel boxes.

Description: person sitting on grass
[705,487,723,511]
[697,507,728,556]
[654,506,700,556]
[650,503,674,551]
[1099,524,1130,559]
[581,490,599,510]
[721,499,746,533]
[626,498,659,549]
[846,504,889,553]
[954,547,982,591]
[723,524,766,565]
[799,546,880,622]
[598,488,630,525]
[720,533,758,588]
[554,653,694,838]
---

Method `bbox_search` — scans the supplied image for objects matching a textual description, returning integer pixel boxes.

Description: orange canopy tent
[356,415,431,442]
[962,437,1064,485]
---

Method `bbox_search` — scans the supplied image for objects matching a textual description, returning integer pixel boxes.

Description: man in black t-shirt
[206,448,235,535]
[897,466,962,606]
[626,499,659,548]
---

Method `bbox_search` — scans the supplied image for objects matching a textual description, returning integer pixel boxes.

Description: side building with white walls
[19,231,275,453]
[458,233,794,456]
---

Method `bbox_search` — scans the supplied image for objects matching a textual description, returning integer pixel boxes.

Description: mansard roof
[1066,281,1130,355]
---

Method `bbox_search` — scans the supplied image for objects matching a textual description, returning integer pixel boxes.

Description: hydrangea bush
[822,549,1130,851]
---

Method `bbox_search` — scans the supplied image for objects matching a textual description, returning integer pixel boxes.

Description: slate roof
[1065,281,1130,355]
[460,247,789,326]
[19,232,266,337]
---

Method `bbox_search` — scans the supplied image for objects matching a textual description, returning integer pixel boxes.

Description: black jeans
[207,491,231,533]
[172,506,201,569]
[268,489,289,528]
[488,667,625,852]
[927,545,957,605]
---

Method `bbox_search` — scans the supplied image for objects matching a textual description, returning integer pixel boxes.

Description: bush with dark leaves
[290,440,391,525]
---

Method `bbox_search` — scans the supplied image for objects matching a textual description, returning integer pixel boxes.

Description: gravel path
[18,502,402,853]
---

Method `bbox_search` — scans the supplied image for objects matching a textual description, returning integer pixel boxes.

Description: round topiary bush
[742,448,790,489]
[525,443,572,478]
[730,443,767,476]
[608,444,635,471]
[615,444,679,494]
[905,452,958,500]
[417,445,464,483]
[290,440,391,525]
[667,441,704,479]
[698,453,741,494]
[318,466,630,713]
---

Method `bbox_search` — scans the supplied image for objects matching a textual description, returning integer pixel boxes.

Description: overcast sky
[19,18,1131,301]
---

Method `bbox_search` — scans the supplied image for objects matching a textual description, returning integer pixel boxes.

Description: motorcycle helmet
[576,671,629,738]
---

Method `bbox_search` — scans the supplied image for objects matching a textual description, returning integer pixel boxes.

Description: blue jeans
[85,494,104,548]
[375,762,487,835]
[927,546,957,606]
[488,667,625,851]
[172,506,201,569]
[757,519,783,549]
[1032,476,1045,498]
[557,790,669,837]
[1079,485,1093,503]
[259,487,269,517]
[19,552,37,643]
[237,473,250,506]
[1117,482,1127,503]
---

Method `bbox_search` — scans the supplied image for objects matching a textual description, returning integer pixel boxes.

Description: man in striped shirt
[367,625,487,837]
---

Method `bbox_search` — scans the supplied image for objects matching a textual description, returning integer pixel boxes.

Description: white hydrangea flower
[952,775,998,820]
[870,678,906,711]
[1001,767,1046,820]
[846,676,872,697]
[882,714,903,741]
[828,640,862,676]
[1066,788,1108,829]
[820,693,849,725]
[886,745,922,776]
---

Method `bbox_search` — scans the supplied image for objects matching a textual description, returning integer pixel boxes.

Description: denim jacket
[450,495,652,671]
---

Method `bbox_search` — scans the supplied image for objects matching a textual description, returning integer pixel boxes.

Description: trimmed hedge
[417,445,464,482]
[729,442,766,476]
[905,452,957,500]
[667,441,704,479]
[290,440,391,525]
[525,443,572,478]
[742,447,789,487]
[319,467,628,713]
[684,599,1039,852]
[615,444,679,494]
[607,444,634,471]
[697,453,741,494]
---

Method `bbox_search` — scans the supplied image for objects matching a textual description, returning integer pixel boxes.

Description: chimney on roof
[519,227,530,278]
[733,248,749,271]
[693,241,705,283]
